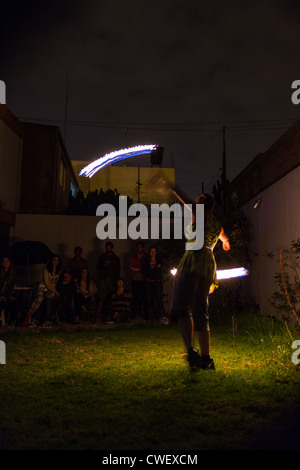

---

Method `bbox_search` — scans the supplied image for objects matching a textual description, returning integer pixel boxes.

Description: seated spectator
[0,255,18,326]
[66,246,89,284]
[74,267,98,323]
[56,269,77,323]
[105,278,132,324]
[22,254,62,327]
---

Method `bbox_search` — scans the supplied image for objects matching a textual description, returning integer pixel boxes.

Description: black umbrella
[4,241,54,284]
[5,241,53,266]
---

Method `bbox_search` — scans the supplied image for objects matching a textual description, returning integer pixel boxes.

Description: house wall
[0,107,23,252]
[19,124,58,213]
[55,137,79,213]
[0,116,23,213]
[20,123,79,214]
[239,164,300,320]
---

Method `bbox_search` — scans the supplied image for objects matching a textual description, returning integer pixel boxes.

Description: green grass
[0,313,300,450]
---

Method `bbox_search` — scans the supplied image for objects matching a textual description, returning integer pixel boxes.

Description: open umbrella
[6,241,53,265]
[4,241,54,284]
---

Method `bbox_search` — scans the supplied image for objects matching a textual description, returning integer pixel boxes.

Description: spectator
[56,269,77,323]
[22,254,62,327]
[96,241,120,318]
[66,246,89,284]
[74,267,98,323]
[106,278,132,324]
[0,255,18,326]
[130,241,147,319]
[145,246,164,323]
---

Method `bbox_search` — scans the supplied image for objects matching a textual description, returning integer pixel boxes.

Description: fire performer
[147,170,231,370]
[170,188,230,370]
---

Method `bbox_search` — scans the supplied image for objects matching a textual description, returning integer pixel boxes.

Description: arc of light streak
[170,267,249,279]
[79,144,158,178]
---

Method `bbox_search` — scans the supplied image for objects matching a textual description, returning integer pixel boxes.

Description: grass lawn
[0,313,300,451]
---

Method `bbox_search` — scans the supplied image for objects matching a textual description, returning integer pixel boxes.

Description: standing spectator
[145,246,164,323]
[74,267,98,323]
[56,269,77,323]
[96,241,120,318]
[0,255,18,326]
[22,254,62,327]
[130,241,147,319]
[66,246,89,284]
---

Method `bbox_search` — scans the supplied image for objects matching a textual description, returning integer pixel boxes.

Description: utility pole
[137,166,142,203]
[124,127,128,148]
[222,126,227,214]
[64,73,68,144]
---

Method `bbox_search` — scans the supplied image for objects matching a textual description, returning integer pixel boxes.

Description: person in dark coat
[144,246,164,323]
[0,256,18,325]
[96,241,120,318]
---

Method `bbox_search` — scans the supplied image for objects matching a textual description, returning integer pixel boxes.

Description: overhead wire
[17,115,297,132]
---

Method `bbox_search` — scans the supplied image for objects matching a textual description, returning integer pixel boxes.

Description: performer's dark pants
[170,272,211,332]
[146,281,164,322]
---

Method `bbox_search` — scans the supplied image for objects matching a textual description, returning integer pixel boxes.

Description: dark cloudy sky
[1,0,300,198]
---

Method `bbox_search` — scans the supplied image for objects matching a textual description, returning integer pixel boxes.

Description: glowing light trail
[79,144,158,178]
[170,267,249,279]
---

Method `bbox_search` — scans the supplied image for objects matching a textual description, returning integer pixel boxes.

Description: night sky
[1,0,300,198]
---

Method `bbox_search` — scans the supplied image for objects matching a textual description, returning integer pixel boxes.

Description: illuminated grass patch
[0,315,299,450]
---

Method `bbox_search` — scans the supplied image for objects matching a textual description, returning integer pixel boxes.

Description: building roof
[229,119,300,206]
[0,104,23,138]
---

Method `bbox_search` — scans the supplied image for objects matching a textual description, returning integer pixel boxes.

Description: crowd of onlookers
[0,241,166,328]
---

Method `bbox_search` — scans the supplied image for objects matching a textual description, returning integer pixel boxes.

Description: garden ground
[0,313,299,451]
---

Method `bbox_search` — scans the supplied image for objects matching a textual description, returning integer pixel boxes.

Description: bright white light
[170,267,249,279]
[79,144,158,178]
[216,267,249,280]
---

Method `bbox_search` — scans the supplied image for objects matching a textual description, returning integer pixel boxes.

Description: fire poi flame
[170,267,249,279]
